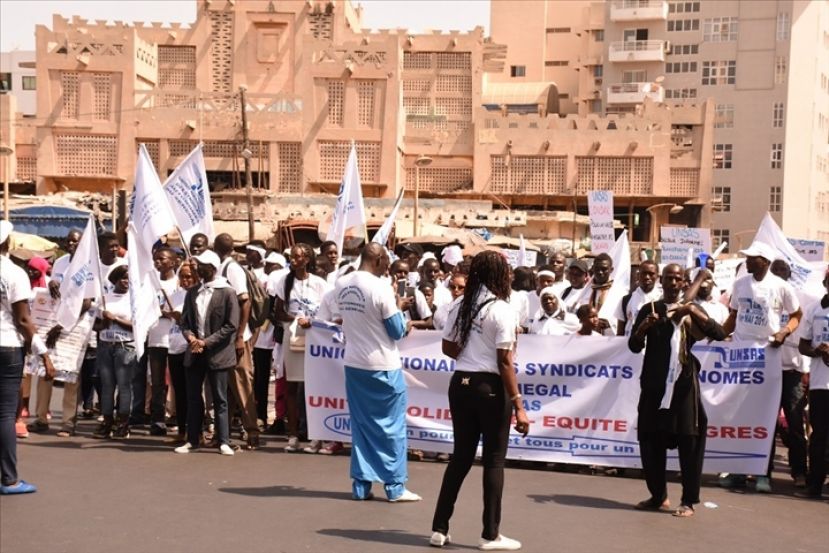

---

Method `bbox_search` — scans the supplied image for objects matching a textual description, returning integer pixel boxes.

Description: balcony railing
[606,82,665,105]
[609,0,669,21]
[608,40,666,62]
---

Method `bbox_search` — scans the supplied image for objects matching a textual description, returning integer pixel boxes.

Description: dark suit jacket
[180,283,239,370]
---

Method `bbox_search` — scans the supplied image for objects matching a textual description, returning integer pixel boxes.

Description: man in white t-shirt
[97,232,126,295]
[251,250,280,428]
[335,243,421,502]
[797,269,829,499]
[692,269,729,325]
[48,228,81,299]
[615,260,661,336]
[721,241,802,493]
[214,233,260,450]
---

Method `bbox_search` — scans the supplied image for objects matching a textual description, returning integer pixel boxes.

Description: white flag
[598,230,631,321]
[163,143,215,246]
[518,234,527,267]
[752,213,815,290]
[129,144,176,252]
[328,143,367,255]
[371,187,405,247]
[127,223,161,360]
[55,215,102,330]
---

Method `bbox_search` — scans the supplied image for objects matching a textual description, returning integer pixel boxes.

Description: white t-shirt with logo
[614,287,662,336]
[799,299,829,390]
[273,272,329,319]
[101,258,127,294]
[98,291,134,343]
[167,288,188,355]
[336,271,402,371]
[0,256,34,348]
[147,276,180,348]
[51,254,71,284]
[443,287,516,375]
[221,258,252,341]
[729,272,800,342]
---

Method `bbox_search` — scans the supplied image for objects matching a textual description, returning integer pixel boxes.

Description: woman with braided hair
[430,251,530,551]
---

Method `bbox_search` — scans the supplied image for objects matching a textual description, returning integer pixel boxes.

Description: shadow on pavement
[318,529,478,549]
[528,493,634,511]
[218,484,354,501]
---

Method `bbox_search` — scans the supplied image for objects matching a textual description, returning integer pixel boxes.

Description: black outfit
[167,353,188,434]
[252,347,272,423]
[629,300,726,507]
[807,389,829,497]
[432,371,512,541]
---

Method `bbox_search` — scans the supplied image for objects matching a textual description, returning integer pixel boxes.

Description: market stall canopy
[486,235,541,252]
[8,205,109,239]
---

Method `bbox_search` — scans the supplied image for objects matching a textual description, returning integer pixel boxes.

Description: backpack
[223,261,271,332]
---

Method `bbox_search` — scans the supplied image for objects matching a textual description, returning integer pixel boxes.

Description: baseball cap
[569,259,589,273]
[193,250,221,270]
[739,241,777,262]
[0,220,13,244]
[265,252,287,266]
[246,244,266,258]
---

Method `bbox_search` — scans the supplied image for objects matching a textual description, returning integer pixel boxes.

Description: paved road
[1,395,827,553]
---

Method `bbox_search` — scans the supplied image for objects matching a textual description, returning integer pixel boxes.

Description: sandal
[56,427,75,438]
[634,497,670,511]
[673,505,695,517]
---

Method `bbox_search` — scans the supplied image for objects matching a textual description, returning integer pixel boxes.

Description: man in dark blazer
[175,250,239,456]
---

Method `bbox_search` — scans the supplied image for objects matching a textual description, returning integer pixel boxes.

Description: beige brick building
[0,0,718,251]
[490,0,829,253]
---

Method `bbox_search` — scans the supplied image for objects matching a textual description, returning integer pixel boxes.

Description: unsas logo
[323,413,352,436]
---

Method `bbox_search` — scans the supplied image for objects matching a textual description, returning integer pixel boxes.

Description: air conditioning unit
[664,40,672,54]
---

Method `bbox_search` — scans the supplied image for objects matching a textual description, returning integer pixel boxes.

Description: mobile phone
[397,280,406,297]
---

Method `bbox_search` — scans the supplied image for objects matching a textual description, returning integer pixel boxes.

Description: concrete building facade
[1,0,714,250]
[490,0,829,253]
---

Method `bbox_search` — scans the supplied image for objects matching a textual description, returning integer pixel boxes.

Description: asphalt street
[1,391,826,553]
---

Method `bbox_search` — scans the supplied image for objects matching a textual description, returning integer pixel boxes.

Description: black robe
[628,300,727,442]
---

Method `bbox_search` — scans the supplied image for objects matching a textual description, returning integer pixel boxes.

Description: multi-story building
[0,50,36,116]
[0,0,714,251]
[490,0,829,254]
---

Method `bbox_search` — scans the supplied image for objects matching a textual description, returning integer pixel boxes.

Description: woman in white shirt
[92,266,136,440]
[166,263,198,444]
[273,243,329,453]
[529,287,580,336]
[430,251,530,551]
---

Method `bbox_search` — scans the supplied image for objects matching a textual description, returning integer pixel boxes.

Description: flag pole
[91,214,108,311]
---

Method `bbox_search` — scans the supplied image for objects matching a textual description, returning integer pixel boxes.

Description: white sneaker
[174,443,192,454]
[284,436,301,453]
[389,489,422,502]
[479,535,521,551]
[303,440,321,454]
[219,444,235,456]
[429,532,451,547]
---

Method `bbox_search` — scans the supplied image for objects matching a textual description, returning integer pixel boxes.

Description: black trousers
[185,355,229,447]
[252,348,272,423]
[432,371,511,541]
[807,389,829,496]
[168,353,187,434]
[768,370,807,477]
[639,430,706,507]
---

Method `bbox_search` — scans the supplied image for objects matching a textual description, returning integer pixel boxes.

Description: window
[775,56,787,84]
[559,93,570,99]
[589,99,602,113]
[623,70,647,83]
[21,76,36,90]
[547,27,571,33]
[712,186,732,212]
[0,73,10,91]
[772,102,784,128]
[703,17,738,41]
[593,65,604,78]
[777,12,790,40]
[668,19,700,32]
[712,229,730,251]
[545,60,569,67]
[670,44,699,55]
[702,60,736,85]
[510,65,526,77]
[714,144,733,169]
[714,104,734,128]
[666,61,698,74]
[769,186,782,212]
[594,30,604,42]
[771,143,783,169]
[665,88,697,99]
[669,1,701,13]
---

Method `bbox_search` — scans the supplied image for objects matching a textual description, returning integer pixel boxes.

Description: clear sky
[0,0,490,52]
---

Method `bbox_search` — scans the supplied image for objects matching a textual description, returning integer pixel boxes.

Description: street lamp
[412,155,432,237]
[0,142,13,221]
[646,202,684,257]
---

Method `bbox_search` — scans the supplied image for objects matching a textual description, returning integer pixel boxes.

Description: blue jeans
[0,347,24,485]
[97,341,137,419]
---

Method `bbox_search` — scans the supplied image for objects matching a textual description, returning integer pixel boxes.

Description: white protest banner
[163,143,215,245]
[502,248,537,268]
[329,142,367,255]
[713,257,744,293]
[26,288,94,383]
[659,242,695,266]
[753,213,814,290]
[660,226,711,267]
[129,144,177,254]
[55,215,102,330]
[787,237,825,262]
[305,327,780,473]
[587,190,614,254]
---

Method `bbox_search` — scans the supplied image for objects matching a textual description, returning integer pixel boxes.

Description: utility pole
[239,86,254,242]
